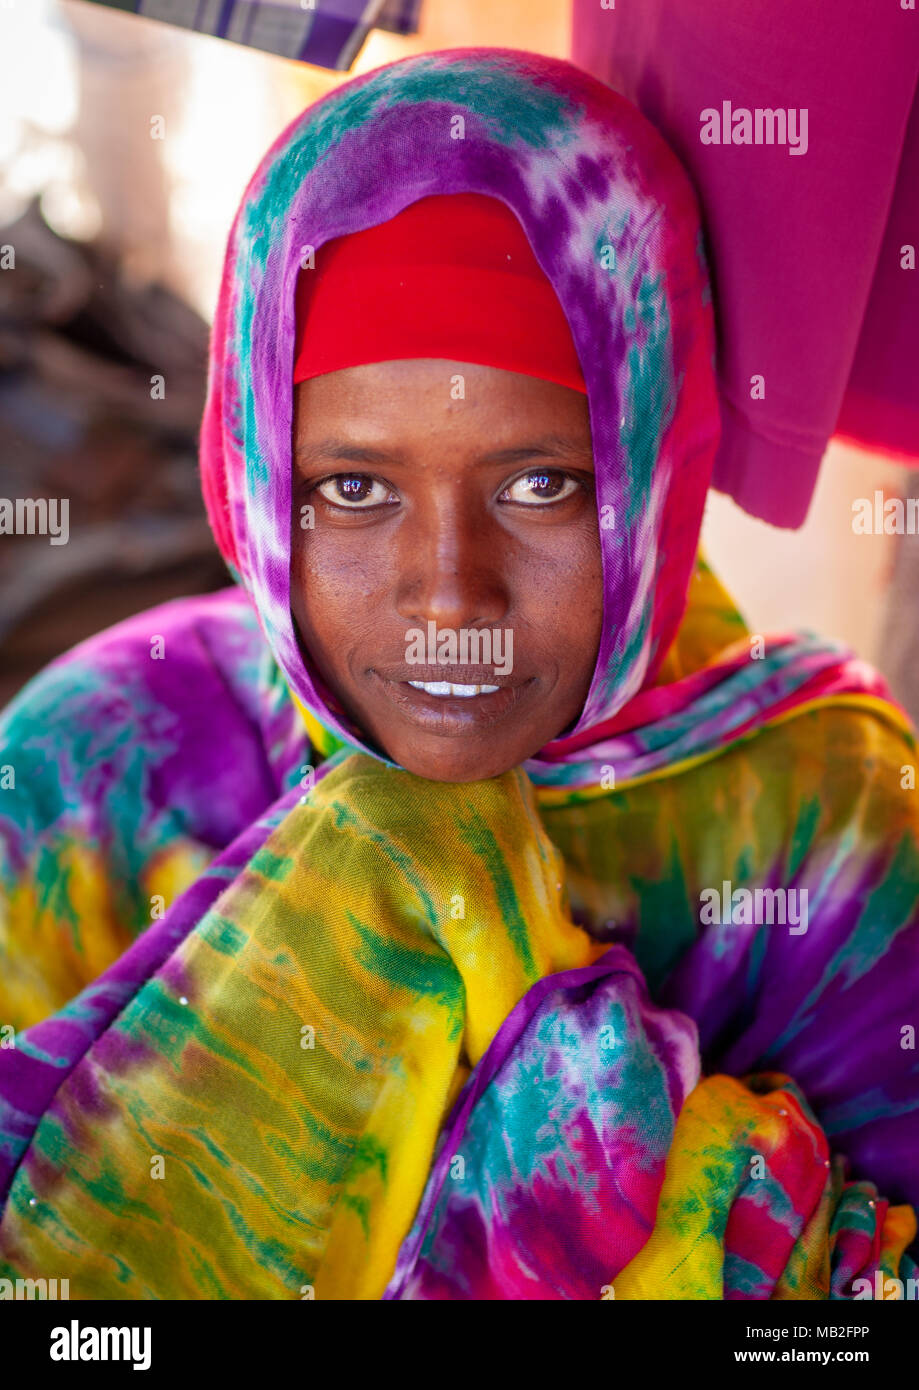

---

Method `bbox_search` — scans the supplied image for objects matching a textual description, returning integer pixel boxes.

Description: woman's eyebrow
[294,440,397,466]
[294,434,593,467]
[479,435,593,464]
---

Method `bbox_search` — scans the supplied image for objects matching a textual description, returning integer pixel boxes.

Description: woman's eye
[501,470,580,506]
[315,474,396,509]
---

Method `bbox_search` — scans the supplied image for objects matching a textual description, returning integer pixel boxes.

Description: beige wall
[702,441,905,665]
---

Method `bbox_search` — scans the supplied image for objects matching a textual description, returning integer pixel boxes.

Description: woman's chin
[378,735,533,784]
[391,752,523,784]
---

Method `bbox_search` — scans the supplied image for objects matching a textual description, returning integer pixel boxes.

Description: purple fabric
[572,0,919,527]
[385,945,700,1297]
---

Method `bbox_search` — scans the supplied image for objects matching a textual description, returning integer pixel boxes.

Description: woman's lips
[370,668,534,734]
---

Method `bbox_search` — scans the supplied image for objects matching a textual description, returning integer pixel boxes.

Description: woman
[0,48,916,1301]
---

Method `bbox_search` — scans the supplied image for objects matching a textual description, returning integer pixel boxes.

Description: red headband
[293,192,586,392]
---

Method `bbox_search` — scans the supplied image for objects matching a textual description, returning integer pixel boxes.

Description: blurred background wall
[0,0,915,717]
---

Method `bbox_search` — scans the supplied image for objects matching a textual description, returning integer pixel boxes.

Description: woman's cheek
[294,540,391,662]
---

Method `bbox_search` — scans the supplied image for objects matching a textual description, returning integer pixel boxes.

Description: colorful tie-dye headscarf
[201,46,718,733]
[198,45,895,794]
[1,48,916,1302]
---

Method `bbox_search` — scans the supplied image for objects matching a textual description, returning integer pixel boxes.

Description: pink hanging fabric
[571,0,919,528]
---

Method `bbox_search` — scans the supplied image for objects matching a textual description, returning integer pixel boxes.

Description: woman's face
[290,359,603,782]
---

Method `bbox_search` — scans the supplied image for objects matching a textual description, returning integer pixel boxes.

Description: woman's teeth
[407,680,501,698]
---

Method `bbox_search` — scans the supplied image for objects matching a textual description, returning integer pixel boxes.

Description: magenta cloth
[571,0,919,528]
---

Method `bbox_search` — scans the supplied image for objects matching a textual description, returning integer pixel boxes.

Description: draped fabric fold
[571,0,919,527]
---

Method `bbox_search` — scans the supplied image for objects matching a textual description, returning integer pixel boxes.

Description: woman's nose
[393,504,510,632]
